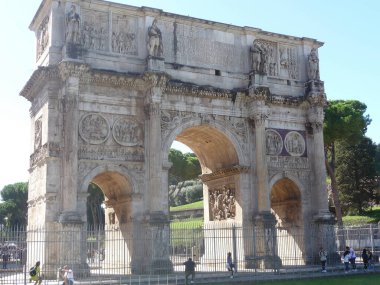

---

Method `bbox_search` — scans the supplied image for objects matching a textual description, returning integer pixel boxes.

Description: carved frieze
[201,166,249,182]
[36,16,49,59]
[81,9,109,51]
[164,81,233,99]
[112,118,143,147]
[284,131,305,157]
[30,142,61,168]
[79,113,110,144]
[267,156,309,170]
[209,186,236,221]
[78,145,144,161]
[111,14,138,55]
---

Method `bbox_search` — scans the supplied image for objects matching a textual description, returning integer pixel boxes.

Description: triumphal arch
[21,0,333,275]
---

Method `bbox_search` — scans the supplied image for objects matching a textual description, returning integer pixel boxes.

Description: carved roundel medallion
[112,118,143,146]
[284,131,305,156]
[79,113,110,144]
[265,129,283,155]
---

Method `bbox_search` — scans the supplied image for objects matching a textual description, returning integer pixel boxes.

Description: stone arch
[270,176,303,227]
[162,118,248,170]
[270,175,305,265]
[80,164,140,273]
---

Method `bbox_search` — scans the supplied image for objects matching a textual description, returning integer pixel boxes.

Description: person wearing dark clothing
[226,252,236,278]
[183,257,196,284]
[2,252,9,269]
[343,248,350,273]
[362,248,369,271]
[319,247,327,272]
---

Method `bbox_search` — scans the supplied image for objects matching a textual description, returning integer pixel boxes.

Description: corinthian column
[146,101,164,212]
[252,111,271,213]
[307,106,331,220]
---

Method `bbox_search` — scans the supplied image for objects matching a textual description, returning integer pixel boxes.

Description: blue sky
[1,0,379,190]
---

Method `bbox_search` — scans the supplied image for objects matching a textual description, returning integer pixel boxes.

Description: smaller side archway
[80,165,144,273]
[270,176,305,265]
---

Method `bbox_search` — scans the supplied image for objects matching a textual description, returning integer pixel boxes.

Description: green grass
[212,273,380,285]
[343,205,380,226]
[170,217,203,229]
[170,200,203,212]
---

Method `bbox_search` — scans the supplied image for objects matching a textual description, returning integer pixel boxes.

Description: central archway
[165,121,251,268]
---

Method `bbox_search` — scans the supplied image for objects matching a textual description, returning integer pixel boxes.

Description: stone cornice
[20,66,60,101]
[200,165,250,182]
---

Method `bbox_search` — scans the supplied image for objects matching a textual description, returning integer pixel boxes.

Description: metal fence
[0,223,379,284]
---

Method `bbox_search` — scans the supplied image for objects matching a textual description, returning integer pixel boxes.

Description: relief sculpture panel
[112,118,143,147]
[81,9,109,51]
[111,14,138,55]
[265,129,283,155]
[284,131,305,157]
[36,16,49,59]
[209,186,236,221]
[79,113,110,144]
[279,45,298,79]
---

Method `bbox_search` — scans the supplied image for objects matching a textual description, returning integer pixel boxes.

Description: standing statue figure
[147,19,163,57]
[250,41,268,74]
[250,41,262,72]
[308,48,319,80]
[66,5,81,44]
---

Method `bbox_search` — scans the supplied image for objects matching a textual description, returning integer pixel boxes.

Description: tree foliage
[324,100,371,225]
[169,179,203,207]
[168,149,201,185]
[375,144,380,176]
[336,137,377,215]
[0,182,28,227]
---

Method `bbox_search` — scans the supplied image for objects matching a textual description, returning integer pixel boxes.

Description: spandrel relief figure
[66,4,81,44]
[308,48,319,80]
[147,19,163,57]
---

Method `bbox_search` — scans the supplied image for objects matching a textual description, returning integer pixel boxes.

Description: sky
[0,0,379,191]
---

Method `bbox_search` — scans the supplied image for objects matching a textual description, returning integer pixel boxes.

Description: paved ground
[0,264,378,285]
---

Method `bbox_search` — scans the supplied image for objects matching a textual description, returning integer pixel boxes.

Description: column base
[150,259,174,274]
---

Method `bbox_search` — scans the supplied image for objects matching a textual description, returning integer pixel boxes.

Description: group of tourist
[319,246,374,273]
[29,261,74,285]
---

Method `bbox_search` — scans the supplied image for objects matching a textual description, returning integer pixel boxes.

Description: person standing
[30,261,43,285]
[183,257,196,284]
[343,248,350,273]
[362,249,369,271]
[226,252,236,278]
[61,265,75,285]
[368,250,373,270]
[319,247,327,272]
[2,251,9,269]
[348,246,357,271]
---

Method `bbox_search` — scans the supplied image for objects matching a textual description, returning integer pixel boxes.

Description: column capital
[144,102,161,117]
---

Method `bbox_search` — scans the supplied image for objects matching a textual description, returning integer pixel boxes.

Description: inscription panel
[175,24,246,71]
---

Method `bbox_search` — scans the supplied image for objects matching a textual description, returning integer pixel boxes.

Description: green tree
[168,149,201,185]
[375,144,380,175]
[87,183,105,228]
[324,100,371,225]
[0,182,28,227]
[336,137,377,214]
